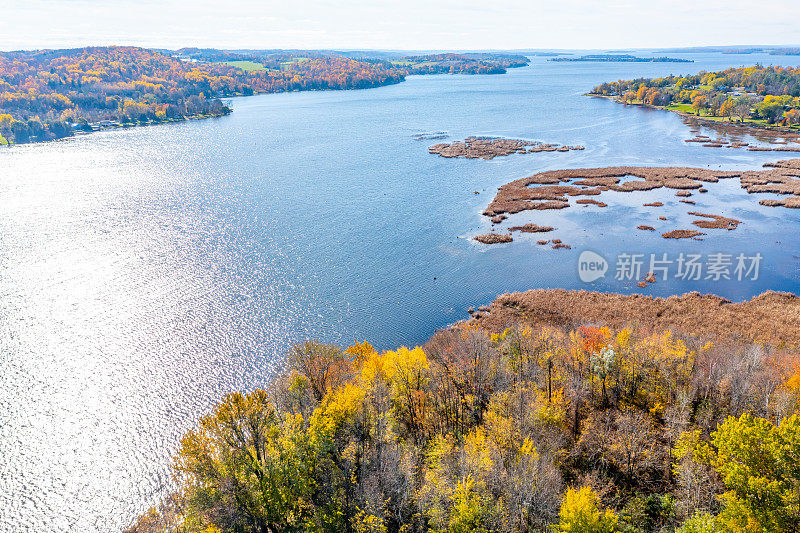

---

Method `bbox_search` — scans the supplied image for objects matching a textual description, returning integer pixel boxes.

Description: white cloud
[4,0,800,51]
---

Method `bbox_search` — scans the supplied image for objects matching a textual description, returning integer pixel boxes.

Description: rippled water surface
[2,52,800,531]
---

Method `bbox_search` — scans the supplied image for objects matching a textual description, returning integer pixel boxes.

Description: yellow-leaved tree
[555,486,619,533]
[676,413,800,533]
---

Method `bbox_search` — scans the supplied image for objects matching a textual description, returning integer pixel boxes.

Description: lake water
[2,52,800,531]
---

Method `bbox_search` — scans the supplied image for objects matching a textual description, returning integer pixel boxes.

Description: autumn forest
[127,293,800,533]
[0,47,528,144]
[591,66,800,129]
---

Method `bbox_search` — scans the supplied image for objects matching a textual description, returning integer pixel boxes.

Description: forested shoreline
[127,289,800,533]
[590,65,800,131]
[0,47,528,145]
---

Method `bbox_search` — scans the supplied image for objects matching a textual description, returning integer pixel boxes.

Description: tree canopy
[591,66,800,126]
[0,47,528,144]
[127,320,800,532]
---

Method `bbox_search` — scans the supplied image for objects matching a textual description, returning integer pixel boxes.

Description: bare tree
[288,340,349,402]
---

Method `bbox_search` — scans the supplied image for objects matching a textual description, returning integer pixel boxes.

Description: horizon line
[2,44,800,54]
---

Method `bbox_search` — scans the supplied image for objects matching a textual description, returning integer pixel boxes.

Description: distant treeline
[551,54,693,63]
[0,47,529,144]
[591,65,800,127]
[395,53,530,74]
[175,48,531,75]
[0,47,239,143]
[657,46,800,56]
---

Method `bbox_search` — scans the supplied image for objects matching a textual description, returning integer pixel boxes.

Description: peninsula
[127,288,800,533]
[589,65,800,135]
[0,47,528,144]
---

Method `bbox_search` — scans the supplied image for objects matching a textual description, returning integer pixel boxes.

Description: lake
[1,51,799,531]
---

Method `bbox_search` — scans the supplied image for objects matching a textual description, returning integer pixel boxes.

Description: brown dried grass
[482,158,800,227]
[472,289,800,348]
[429,137,584,160]
[476,158,800,246]
[689,212,741,230]
[576,199,608,207]
[509,223,554,233]
[474,233,513,244]
[662,229,705,239]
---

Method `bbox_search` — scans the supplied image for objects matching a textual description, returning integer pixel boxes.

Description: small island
[429,137,584,159]
[390,52,529,74]
[473,232,513,244]
[550,54,692,63]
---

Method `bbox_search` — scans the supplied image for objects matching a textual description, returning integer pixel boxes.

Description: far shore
[0,110,233,147]
[590,93,800,139]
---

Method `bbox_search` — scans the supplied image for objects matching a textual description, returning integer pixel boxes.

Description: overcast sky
[4,0,800,51]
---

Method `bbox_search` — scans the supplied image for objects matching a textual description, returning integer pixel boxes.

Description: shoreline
[469,288,800,347]
[0,110,233,147]
[0,79,405,147]
[0,58,532,147]
[590,93,800,138]
[5,63,541,148]
[0,80,408,147]
[128,285,800,531]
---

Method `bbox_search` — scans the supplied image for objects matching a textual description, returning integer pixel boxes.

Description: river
[1,51,799,530]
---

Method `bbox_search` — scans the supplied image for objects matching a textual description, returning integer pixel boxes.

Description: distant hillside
[0,47,528,144]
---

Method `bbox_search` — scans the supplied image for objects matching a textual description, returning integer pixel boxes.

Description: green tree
[675,512,721,533]
[755,100,785,123]
[712,413,800,532]
[174,390,316,532]
[445,476,490,533]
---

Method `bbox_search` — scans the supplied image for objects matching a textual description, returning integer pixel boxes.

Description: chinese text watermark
[578,250,762,283]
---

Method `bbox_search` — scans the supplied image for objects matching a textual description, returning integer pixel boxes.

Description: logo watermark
[578,251,762,283]
[578,250,608,282]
